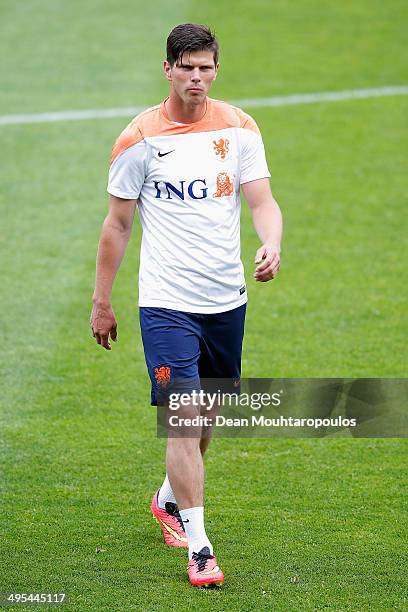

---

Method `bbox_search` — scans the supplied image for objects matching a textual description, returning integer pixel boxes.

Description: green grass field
[1,0,407,610]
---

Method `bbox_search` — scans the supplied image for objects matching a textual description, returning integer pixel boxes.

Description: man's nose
[191,68,201,82]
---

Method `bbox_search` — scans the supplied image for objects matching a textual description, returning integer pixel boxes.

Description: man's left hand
[254,244,281,282]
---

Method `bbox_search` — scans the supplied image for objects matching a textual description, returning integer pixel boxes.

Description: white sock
[157,474,177,509]
[179,506,213,559]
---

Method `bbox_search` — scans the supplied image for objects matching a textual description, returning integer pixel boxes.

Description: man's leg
[158,433,210,508]
[165,400,213,557]
[166,417,224,587]
[140,307,201,548]
[167,437,204,508]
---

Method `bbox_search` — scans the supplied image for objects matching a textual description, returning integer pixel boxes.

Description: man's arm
[90,194,137,349]
[242,178,283,282]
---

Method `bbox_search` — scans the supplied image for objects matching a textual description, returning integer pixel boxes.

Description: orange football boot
[187,546,224,587]
[151,490,188,548]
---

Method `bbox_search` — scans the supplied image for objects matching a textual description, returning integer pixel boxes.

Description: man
[91,23,282,587]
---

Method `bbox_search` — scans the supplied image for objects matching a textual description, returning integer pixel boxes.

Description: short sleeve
[239,129,271,185]
[107,141,148,199]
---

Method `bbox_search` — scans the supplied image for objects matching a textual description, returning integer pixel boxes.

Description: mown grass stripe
[0,85,407,126]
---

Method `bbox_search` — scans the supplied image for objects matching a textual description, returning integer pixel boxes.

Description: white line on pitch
[0,85,407,126]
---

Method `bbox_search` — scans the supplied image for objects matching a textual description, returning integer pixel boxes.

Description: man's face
[164,50,219,104]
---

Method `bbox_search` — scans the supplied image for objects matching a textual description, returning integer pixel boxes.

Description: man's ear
[213,62,220,80]
[163,60,172,82]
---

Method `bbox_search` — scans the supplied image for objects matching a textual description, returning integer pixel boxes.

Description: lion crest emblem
[214,172,234,197]
[213,138,229,160]
[154,366,171,388]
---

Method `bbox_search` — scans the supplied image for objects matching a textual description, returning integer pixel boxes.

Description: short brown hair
[166,23,219,66]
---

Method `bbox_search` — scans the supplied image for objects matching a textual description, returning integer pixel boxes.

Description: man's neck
[165,95,207,124]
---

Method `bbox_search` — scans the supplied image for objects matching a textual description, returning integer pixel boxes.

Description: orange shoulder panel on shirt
[230,105,261,135]
[110,104,162,163]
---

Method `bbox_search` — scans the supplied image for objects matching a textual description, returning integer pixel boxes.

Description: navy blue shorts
[139,304,246,405]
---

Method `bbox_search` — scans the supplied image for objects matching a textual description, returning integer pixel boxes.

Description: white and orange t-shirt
[107,97,271,314]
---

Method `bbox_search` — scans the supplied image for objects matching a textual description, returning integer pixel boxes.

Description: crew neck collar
[161,97,209,125]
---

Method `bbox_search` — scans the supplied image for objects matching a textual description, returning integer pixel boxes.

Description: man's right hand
[90,299,118,350]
